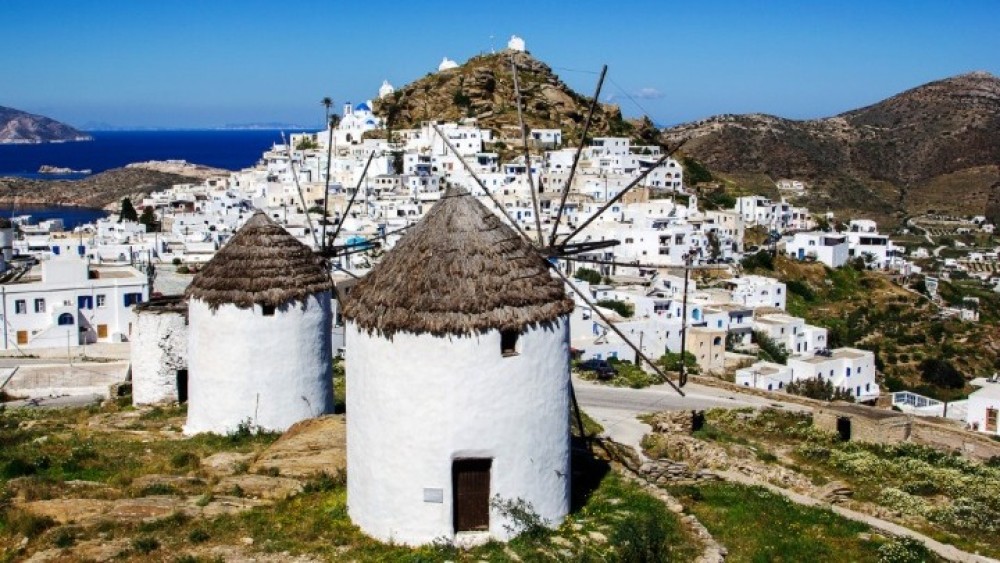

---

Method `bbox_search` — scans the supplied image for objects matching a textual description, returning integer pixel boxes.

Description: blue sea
[0,129,297,228]
[0,129,294,178]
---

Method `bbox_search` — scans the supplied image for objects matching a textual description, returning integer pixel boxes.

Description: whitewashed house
[727,276,786,310]
[0,257,148,350]
[183,212,335,435]
[785,232,849,268]
[967,380,1000,435]
[736,361,793,391]
[344,187,573,545]
[787,348,879,402]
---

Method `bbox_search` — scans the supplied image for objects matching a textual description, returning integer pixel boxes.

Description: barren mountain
[372,50,632,142]
[0,106,91,144]
[664,72,1000,219]
[0,168,203,209]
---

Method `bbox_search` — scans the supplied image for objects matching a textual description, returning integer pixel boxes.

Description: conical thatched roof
[185,212,333,309]
[344,187,573,336]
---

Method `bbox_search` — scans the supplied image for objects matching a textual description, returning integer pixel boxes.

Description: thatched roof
[185,212,333,309]
[343,187,573,336]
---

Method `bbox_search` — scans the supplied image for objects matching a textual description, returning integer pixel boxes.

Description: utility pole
[678,250,694,387]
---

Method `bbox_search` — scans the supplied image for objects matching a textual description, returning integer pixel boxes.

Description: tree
[321,96,333,129]
[138,206,157,232]
[919,358,965,389]
[119,198,138,223]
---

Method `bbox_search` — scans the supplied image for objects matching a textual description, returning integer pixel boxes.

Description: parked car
[577,359,617,380]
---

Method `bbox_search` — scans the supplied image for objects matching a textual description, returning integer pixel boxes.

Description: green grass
[0,402,703,561]
[668,482,888,562]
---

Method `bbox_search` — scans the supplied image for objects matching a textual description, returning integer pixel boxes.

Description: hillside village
[3,36,1000,562]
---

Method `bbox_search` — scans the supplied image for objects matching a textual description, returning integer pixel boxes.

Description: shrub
[170,452,199,470]
[596,299,634,318]
[658,351,697,372]
[741,250,774,271]
[176,265,190,274]
[877,536,932,563]
[171,257,182,266]
[490,496,548,539]
[785,378,855,402]
[785,279,815,301]
[574,267,603,285]
[752,330,788,364]
[188,528,210,544]
[132,536,160,554]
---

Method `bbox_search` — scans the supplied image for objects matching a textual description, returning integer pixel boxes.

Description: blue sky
[3,0,998,129]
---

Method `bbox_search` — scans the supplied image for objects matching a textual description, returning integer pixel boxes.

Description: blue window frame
[78,296,93,310]
[123,293,143,307]
[57,313,74,326]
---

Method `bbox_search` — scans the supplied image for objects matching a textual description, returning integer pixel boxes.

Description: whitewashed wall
[346,317,571,545]
[131,310,187,405]
[185,292,333,435]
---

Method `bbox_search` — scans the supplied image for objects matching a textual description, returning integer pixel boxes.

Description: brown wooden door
[453,459,491,532]
[97,324,108,339]
[16,331,27,345]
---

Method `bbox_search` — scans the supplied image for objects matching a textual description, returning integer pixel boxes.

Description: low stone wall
[911,418,1000,461]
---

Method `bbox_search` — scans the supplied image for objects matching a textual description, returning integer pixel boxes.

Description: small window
[57,313,74,326]
[34,299,46,313]
[97,294,107,308]
[262,304,276,316]
[14,300,26,314]
[501,329,519,357]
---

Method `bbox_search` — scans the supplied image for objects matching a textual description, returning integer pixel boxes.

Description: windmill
[309,56,698,410]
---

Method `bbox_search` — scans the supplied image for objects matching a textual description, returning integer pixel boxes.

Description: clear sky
[3,0,998,129]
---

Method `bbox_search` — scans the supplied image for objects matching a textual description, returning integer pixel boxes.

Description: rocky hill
[0,167,203,209]
[372,50,632,142]
[663,72,1000,220]
[0,106,91,144]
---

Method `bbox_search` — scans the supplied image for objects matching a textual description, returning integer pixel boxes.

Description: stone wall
[910,418,1000,461]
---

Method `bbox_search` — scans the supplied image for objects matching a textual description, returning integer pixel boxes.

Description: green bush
[171,257,182,266]
[785,279,815,301]
[574,267,603,285]
[785,378,854,402]
[658,351,698,372]
[753,330,788,364]
[596,299,634,318]
[876,536,932,563]
[741,250,774,271]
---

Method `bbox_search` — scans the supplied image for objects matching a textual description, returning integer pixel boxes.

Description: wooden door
[453,459,491,532]
[16,331,27,345]
[97,324,108,339]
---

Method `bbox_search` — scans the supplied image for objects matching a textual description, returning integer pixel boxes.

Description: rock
[250,415,346,479]
[131,474,204,493]
[587,531,607,543]
[201,452,254,477]
[20,498,111,525]
[241,537,254,546]
[214,474,304,500]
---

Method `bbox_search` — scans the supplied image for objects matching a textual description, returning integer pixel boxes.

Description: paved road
[573,376,806,454]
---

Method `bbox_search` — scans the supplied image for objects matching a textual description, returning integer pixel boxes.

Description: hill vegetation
[663,72,1000,222]
[372,50,633,144]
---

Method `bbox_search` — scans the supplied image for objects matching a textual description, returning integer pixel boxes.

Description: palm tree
[321,97,333,128]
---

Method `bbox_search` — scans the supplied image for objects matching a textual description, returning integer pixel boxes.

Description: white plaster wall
[346,317,571,545]
[184,292,333,435]
[131,311,187,405]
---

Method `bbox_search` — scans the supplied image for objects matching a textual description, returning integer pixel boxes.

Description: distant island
[38,165,91,175]
[0,105,91,144]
